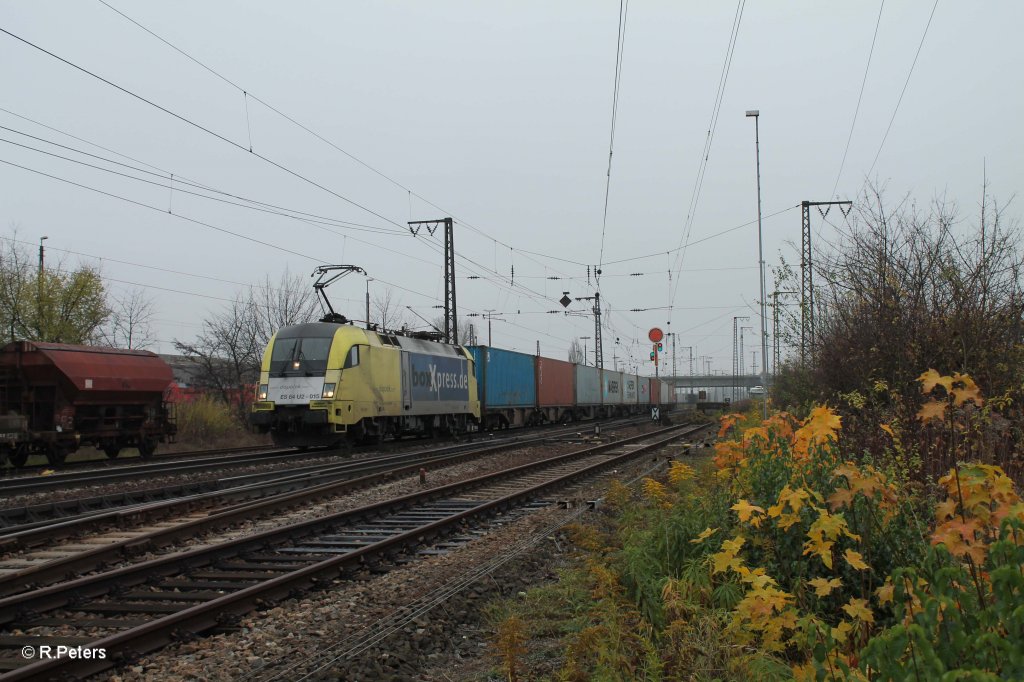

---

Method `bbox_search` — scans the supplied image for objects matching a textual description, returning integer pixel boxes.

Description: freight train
[249,320,674,448]
[0,341,177,467]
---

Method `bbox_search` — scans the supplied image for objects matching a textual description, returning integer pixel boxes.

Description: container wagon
[0,341,176,466]
[535,355,575,424]
[467,346,536,429]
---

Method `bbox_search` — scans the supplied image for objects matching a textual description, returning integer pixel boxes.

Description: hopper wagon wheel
[103,444,121,459]
[137,438,158,459]
[46,444,68,467]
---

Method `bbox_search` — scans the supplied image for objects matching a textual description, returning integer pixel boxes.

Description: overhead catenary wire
[0,26,410,237]
[865,0,940,181]
[0,131,406,237]
[0,32,561,311]
[831,0,886,199]
[28,5,732,362]
[597,0,630,276]
[0,156,321,262]
[10,8,743,361]
[94,0,583,290]
[0,152,596,349]
[668,0,747,306]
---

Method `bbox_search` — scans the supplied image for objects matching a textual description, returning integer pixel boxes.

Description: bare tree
[373,289,410,332]
[773,184,1024,480]
[568,338,584,364]
[102,287,155,349]
[429,316,477,344]
[175,294,262,422]
[250,268,320,347]
[174,270,320,422]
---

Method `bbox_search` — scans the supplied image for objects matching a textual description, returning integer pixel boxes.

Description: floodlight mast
[312,265,366,323]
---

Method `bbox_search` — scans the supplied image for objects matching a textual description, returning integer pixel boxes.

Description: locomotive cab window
[343,345,361,369]
[270,334,334,375]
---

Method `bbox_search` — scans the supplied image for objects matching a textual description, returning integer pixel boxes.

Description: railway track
[0,422,643,591]
[0,422,706,680]
[0,444,284,477]
[0,417,644,530]
[0,448,321,497]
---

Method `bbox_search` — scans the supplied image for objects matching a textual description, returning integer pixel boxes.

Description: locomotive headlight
[258,384,268,400]
[322,383,336,399]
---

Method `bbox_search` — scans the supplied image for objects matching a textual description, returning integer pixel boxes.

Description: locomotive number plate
[267,377,326,405]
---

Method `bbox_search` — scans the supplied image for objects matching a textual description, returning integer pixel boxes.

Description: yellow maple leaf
[935,498,958,522]
[875,580,895,604]
[778,513,802,531]
[778,485,810,514]
[731,499,766,523]
[744,572,777,590]
[831,620,854,644]
[720,536,745,555]
[690,527,718,544]
[743,426,770,445]
[711,550,743,574]
[951,373,983,407]
[792,406,842,457]
[880,423,895,438]
[802,539,835,569]
[918,400,947,422]
[919,368,953,394]
[808,576,842,597]
[844,549,869,570]
[842,597,874,623]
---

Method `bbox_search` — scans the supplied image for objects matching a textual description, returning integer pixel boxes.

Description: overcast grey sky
[1,1,1021,376]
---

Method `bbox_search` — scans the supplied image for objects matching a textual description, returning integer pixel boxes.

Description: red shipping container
[650,377,662,405]
[536,356,574,406]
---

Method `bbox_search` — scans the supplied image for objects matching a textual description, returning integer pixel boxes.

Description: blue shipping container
[468,346,536,409]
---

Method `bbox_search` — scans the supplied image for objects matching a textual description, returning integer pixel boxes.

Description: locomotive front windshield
[270,334,334,375]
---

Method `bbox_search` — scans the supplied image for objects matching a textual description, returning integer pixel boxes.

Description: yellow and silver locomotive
[250,321,480,447]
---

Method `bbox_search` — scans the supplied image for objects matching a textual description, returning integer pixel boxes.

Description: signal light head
[650,351,655,360]
[657,342,663,351]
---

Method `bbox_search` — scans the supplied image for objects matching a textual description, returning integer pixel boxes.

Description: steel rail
[0,444,285,476]
[0,424,706,680]
[0,426,604,590]
[0,416,643,535]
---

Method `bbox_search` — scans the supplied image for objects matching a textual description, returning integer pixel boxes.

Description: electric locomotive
[250,321,480,447]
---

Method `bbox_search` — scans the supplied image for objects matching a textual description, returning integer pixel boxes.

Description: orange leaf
[828,487,855,510]
[880,423,895,438]
[918,400,947,422]
[919,369,953,394]
[951,374,983,407]
[935,498,958,522]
